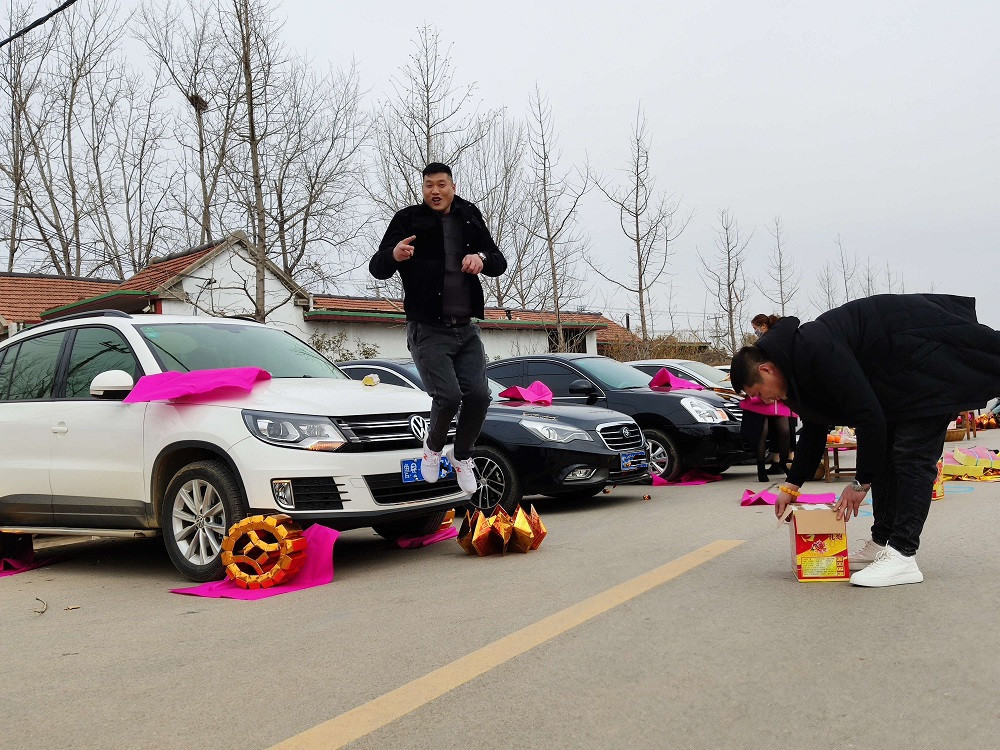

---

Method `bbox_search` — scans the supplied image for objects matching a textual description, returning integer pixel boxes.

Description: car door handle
[51,423,68,434]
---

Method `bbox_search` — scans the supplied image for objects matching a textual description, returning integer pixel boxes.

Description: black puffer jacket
[370,196,507,323]
[756,294,1000,485]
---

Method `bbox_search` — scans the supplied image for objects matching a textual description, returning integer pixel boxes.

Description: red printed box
[787,505,850,582]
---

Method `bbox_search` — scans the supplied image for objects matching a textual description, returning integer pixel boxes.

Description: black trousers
[870,416,951,556]
[406,321,491,460]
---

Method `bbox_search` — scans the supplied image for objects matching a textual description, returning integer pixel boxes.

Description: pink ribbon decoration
[123,367,271,404]
[652,470,722,486]
[498,381,554,405]
[740,489,837,506]
[1,548,57,578]
[395,525,459,549]
[649,368,705,391]
[170,524,338,600]
[738,396,796,417]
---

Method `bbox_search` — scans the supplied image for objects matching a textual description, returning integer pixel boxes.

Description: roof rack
[31,309,133,329]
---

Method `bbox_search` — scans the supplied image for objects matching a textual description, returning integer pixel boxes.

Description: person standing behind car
[741,314,792,481]
[370,162,507,494]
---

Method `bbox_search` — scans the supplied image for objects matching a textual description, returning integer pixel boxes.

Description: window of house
[547,329,587,353]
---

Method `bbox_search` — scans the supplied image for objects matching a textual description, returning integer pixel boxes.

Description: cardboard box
[786,504,850,582]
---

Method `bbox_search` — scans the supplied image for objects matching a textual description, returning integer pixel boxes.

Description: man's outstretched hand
[393,235,416,262]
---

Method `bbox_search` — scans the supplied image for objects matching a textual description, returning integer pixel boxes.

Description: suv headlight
[242,410,346,451]
[519,418,592,443]
[680,397,727,424]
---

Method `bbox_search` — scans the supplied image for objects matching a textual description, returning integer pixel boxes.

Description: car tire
[469,444,523,515]
[161,460,247,582]
[0,531,32,560]
[644,428,682,482]
[373,510,449,541]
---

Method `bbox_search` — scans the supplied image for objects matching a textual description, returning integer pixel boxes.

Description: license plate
[620,450,649,471]
[401,456,455,483]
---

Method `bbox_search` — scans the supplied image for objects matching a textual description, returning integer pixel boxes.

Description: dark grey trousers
[406,321,492,460]
[869,416,952,556]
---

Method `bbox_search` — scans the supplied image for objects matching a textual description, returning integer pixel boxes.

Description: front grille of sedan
[290,477,345,510]
[364,473,462,504]
[725,405,743,422]
[333,413,455,452]
[598,422,645,451]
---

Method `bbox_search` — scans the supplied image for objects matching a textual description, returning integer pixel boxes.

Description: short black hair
[730,345,769,394]
[422,162,453,179]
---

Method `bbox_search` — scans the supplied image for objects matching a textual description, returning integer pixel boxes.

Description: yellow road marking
[271,539,743,749]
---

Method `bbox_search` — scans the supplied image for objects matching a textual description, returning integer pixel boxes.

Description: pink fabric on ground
[123,367,271,404]
[1,552,56,578]
[395,525,459,549]
[498,381,553,405]
[649,368,705,391]
[170,524,338,600]
[652,470,722,487]
[740,489,838,506]
[738,397,795,417]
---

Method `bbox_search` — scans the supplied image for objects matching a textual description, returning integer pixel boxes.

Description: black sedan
[337,358,650,513]
[486,353,745,481]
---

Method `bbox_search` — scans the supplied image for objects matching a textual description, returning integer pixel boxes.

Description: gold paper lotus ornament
[457,504,546,556]
[220,514,308,589]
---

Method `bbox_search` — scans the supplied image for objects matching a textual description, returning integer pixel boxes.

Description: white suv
[0,312,465,580]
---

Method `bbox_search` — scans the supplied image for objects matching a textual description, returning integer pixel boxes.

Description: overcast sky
[231,3,999,329]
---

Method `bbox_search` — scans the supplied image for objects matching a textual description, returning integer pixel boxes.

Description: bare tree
[138,0,241,246]
[698,209,751,354]
[368,24,500,218]
[810,261,840,314]
[525,86,590,351]
[589,107,689,342]
[833,233,857,302]
[762,215,799,316]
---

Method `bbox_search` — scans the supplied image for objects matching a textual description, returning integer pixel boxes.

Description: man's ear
[758,362,778,378]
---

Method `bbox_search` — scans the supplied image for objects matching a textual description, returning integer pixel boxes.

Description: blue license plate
[620,450,649,471]
[401,456,455,483]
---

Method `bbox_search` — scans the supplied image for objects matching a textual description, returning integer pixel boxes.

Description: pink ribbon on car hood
[498,381,553,405]
[123,367,271,403]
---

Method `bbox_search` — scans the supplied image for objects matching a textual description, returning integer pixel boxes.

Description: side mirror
[568,378,597,396]
[90,370,135,400]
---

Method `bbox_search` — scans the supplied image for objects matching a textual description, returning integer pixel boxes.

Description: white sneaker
[447,449,479,494]
[420,442,442,483]
[850,544,923,587]
[849,539,886,571]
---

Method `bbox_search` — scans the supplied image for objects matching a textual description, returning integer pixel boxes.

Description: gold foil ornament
[457,504,546,556]
[221,514,308,589]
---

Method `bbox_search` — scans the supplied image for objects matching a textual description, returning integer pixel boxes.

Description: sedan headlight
[680,397,728,424]
[519,418,593,443]
[242,410,346,451]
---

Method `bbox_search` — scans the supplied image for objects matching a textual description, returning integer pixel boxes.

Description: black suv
[487,354,744,481]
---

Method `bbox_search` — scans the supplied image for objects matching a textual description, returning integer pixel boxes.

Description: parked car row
[0,311,742,582]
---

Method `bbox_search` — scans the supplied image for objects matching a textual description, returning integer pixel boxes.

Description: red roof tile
[0,273,121,324]
[117,242,221,292]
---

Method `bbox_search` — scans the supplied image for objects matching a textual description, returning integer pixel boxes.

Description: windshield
[676,361,730,386]
[136,323,345,378]
[574,357,653,389]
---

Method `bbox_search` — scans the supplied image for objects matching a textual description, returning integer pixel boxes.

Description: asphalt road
[3,433,1000,750]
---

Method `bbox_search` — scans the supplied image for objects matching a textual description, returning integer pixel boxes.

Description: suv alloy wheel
[161,460,248,582]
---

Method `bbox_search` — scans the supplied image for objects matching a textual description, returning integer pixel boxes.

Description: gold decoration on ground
[439,508,456,530]
[220,514,308,589]
[458,505,546,556]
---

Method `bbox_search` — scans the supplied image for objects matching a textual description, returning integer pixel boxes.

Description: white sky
[169,1,1000,329]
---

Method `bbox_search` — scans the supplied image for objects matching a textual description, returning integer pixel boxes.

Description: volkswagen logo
[622,426,631,438]
[409,414,429,441]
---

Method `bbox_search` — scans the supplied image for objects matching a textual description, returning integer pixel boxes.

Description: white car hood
[199,377,433,416]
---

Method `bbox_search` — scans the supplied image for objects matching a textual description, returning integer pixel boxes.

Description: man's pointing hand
[393,235,416,262]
